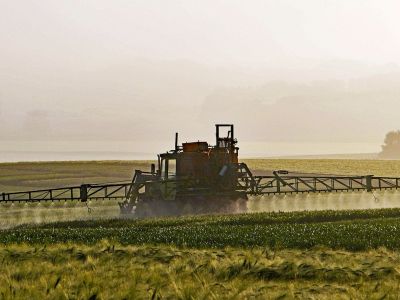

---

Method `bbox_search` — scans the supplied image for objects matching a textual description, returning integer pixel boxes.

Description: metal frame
[0,183,131,203]
[245,175,400,195]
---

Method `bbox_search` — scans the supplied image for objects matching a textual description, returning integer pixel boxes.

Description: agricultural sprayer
[2,124,400,217]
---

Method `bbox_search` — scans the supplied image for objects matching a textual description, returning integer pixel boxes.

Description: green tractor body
[119,124,250,217]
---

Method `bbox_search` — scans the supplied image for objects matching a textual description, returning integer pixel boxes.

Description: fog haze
[1,0,400,159]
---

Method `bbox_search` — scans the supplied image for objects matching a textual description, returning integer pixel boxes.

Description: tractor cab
[157,124,239,189]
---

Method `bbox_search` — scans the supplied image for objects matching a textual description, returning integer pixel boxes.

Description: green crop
[3,208,400,251]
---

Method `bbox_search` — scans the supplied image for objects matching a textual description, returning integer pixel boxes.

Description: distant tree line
[380,130,400,159]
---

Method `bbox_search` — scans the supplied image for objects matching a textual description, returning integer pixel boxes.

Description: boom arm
[2,169,400,203]
[241,174,399,194]
[0,182,131,203]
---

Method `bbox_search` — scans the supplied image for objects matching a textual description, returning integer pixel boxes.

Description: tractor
[119,124,251,217]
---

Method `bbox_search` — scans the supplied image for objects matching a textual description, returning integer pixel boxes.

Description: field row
[27,207,400,228]
[3,208,400,250]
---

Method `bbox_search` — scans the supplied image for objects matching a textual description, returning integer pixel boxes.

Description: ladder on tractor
[118,170,158,214]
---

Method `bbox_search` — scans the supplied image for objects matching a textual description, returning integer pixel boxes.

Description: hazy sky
[2,0,400,66]
[1,0,400,158]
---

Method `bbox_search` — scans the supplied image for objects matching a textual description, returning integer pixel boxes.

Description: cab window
[161,158,176,179]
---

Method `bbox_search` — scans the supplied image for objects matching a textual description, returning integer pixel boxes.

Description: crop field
[2,242,400,299]
[3,209,400,298]
[0,160,153,192]
[4,208,400,250]
[3,159,400,192]
[2,159,400,299]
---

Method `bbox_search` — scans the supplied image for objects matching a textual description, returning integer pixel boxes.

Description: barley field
[2,243,399,299]
[3,209,400,299]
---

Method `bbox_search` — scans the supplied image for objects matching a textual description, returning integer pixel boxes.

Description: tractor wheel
[135,201,154,218]
[181,202,194,215]
[119,201,134,215]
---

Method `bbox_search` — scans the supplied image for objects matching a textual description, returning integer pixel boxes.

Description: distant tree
[380,130,400,159]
